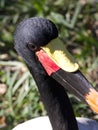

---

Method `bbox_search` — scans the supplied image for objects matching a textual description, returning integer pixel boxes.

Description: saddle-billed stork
[12,17,98,130]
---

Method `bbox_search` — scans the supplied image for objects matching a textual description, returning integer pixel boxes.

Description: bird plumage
[13,17,98,130]
[13,116,98,130]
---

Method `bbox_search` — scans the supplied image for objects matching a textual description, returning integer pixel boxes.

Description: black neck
[29,67,79,130]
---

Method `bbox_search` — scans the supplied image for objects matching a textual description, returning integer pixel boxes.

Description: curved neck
[15,34,78,130]
[29,67,79,130]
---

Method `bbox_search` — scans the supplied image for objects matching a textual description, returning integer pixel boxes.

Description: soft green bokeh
[0,0,98,129]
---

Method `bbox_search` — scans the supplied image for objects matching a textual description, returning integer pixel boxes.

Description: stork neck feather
[29,68,79,130]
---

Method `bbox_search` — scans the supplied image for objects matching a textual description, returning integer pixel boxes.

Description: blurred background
[0,0,98,129]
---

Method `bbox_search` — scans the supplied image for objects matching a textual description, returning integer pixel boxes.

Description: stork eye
[28,43,37,51]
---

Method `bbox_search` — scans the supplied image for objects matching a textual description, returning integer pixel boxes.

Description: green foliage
[0,0,98,129]
[0,61,46,129]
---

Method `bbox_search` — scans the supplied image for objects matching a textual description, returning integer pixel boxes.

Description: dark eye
[28,43,37,51]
